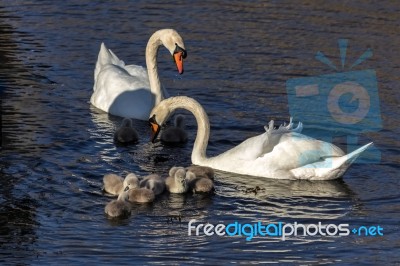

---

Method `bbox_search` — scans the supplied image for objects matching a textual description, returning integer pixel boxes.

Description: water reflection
[0,165,38,262]
[216,170,359,220]
[217,170,355,198]
[0,12,40,263]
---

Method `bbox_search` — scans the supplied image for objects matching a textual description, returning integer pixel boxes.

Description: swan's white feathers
[91,29,185,120]
[150,96,373,180]
[214,119,303,161]
[92,62,152,119]
[94,42,125,83]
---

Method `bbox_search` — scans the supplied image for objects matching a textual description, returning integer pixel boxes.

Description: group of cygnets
[105,114,213,218]
[103,165,215,218]
[114,114,188,144]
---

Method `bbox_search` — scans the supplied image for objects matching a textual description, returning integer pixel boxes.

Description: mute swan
[160,114,188,144]
[186,165,215,180]
[149,96,373,180]
[185,170,214,193]
[165,167,188,193]
[115,173,155,203]
[139,174,165,195]
[104,199,131,218]
[91,29,187,120]
[103,173,139,196]
[118,187,155,203]
[103,173,123,195]
[114,118,139,144]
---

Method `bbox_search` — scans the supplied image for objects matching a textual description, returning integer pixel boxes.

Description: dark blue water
[1,1,399,264]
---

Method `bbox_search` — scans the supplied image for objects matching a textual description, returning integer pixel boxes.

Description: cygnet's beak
[149,115,161,143]
[124,186,130,192]
[173,44,187,75]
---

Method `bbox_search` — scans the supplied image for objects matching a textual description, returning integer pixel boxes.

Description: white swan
[91,29,187,120]
[149,96,373,180]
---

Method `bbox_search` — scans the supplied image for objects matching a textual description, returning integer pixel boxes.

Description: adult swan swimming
[149,96,373,180]
[91,29,187,120]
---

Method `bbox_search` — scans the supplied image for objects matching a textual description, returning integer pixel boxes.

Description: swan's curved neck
[146,32,163,105]
[166,97,210,164]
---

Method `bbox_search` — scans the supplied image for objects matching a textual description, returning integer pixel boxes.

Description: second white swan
[149,96,373,180]
[91,29,187,120]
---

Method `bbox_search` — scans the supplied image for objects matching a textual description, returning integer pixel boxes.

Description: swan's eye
[174,44,187,58]
[149,114,157,125]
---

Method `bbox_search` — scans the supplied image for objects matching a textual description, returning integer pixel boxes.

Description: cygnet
[114,118,139,144]
[117,174,155,203]
[104,199,131,218]
[118,187,155,203]
[165,167,188,193]
[186,165,215,180]
[103,172,139,196]
[160,115,188,144]
[140,174,165,195]
[185,170,214,193]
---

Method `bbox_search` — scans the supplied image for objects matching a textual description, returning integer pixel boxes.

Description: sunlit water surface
[1,1,399,265]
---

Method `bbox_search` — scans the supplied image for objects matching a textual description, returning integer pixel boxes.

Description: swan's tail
[339,142,373,166]
[291,142,373,180]
[94,42,126,86]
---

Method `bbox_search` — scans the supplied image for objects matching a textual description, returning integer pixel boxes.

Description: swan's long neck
[167,97,210,164]
[146,32,163,105]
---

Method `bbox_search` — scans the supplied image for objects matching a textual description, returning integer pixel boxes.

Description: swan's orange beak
[149,115,160,143]
[173,44,187,75]
[173,51,184,74]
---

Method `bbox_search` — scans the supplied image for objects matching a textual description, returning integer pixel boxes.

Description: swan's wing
[91,64,153,119]
[94,43,126,84]
[124,64,148,78]
[91,43,157,120]
[221,131,270,161]
[257,132,345,171]
[94,43,148,88]
[219,119,304,161]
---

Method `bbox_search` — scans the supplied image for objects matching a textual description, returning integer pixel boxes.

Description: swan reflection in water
[215,169,361,220]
